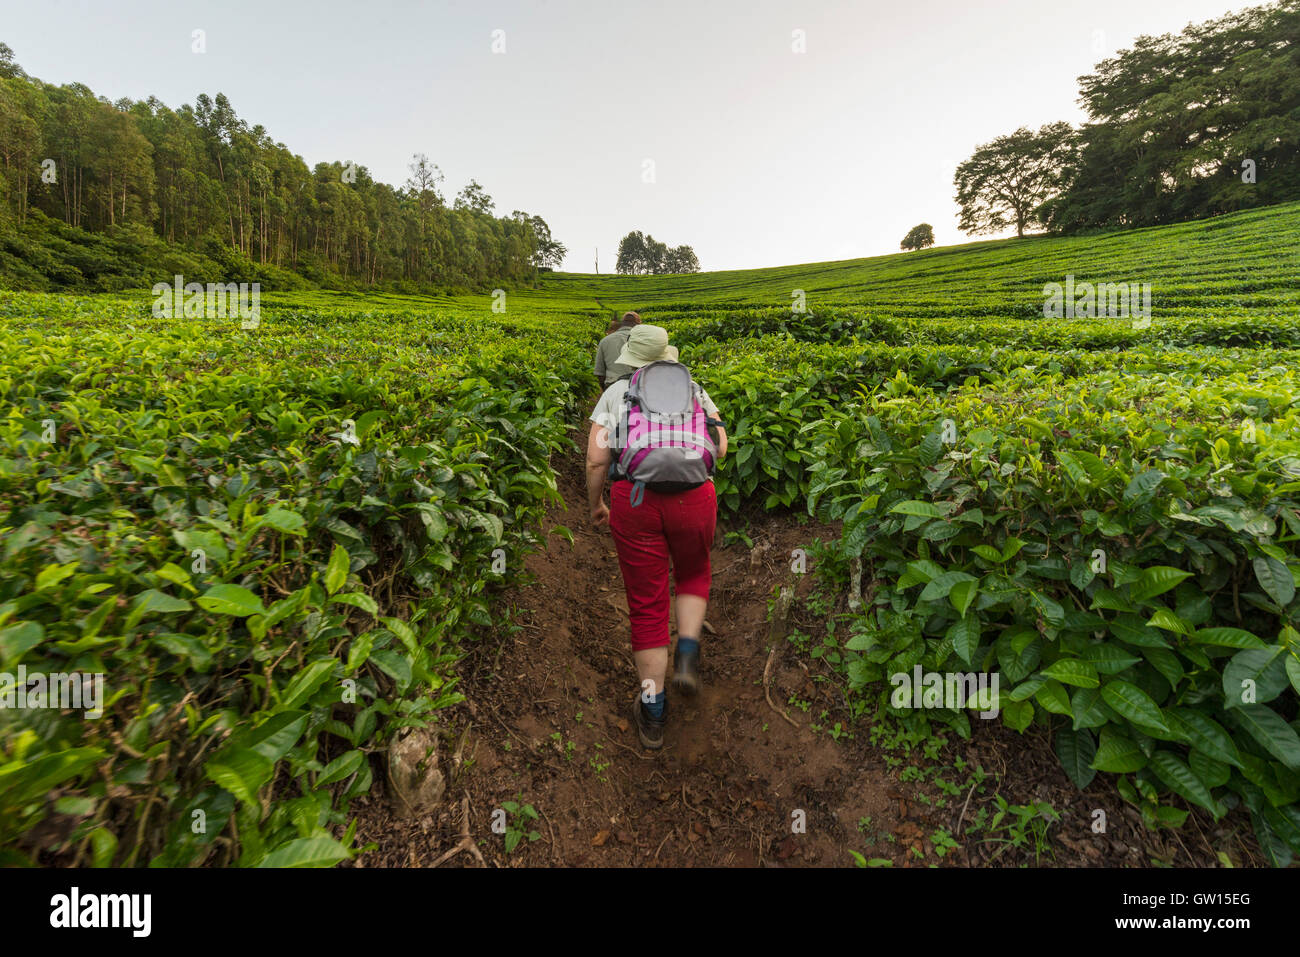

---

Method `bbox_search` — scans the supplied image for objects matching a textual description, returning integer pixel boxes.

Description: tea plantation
[3,200,1299,865]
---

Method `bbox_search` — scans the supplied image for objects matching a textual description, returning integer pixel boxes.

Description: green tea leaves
[197,584,266,618]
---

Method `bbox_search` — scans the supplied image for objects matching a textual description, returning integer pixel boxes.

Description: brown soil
[347,450,1257,868]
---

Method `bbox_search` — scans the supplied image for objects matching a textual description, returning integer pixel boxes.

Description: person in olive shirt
[595,311,641,386]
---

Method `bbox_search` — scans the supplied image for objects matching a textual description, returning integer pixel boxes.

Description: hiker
[585,324,728,750]
[594,311,641,387]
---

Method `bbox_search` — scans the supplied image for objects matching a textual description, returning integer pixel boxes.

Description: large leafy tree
[1044,1,1300,232]
[616,230,700,274]
[453,179,494,215]
[642,234,667,273]
[616,230,648,273]
[522,213,566,269]
[0,42,25,80]
[954,122,1077,238]
[662,244,700,273]
[900,223,934,250]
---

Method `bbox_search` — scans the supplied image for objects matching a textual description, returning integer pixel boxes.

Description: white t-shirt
[588,375,721,436]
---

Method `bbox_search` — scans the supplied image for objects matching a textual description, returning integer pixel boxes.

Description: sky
[0,0,1261,272]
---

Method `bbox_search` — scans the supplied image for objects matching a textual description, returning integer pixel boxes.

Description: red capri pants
[609,479,717,652]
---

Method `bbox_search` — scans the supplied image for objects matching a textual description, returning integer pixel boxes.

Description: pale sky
[0,0,1260,271]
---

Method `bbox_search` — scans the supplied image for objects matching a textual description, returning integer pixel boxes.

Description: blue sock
[644,690,665,718]
[677,636,699,656]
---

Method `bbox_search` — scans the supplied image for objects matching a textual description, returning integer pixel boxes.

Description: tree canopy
[900,223,935,251]
[1044,1,1300,232]
[954,123,1076,239]
[0,51,564,291]
[615,230,700,274]
[956,1,1300,239]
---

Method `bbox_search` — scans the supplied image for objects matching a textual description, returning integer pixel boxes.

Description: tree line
[615,231,700,274]
[0,45,565,291]
[954,1,1299,238]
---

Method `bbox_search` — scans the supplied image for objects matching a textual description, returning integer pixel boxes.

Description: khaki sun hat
[614,324,678,368]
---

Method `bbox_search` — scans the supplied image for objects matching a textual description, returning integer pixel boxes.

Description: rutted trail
[352,448,906,867]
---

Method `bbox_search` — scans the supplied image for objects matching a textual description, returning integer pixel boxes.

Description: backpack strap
[623,365,644,399]
[607,371,637,481]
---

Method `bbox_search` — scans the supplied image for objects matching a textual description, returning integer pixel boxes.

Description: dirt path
[350,448,917,866]
[349,450,1243,868]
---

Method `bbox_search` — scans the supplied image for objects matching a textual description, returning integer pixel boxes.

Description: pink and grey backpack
[610,360,720,495]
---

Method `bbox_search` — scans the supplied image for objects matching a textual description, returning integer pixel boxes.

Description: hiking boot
[630,693,666,750]
[672,641,701,697]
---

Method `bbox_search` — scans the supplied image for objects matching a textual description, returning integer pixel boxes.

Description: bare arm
[586,420,611,525]
[702,391,728,460]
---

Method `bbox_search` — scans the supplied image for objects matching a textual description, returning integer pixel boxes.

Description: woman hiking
[585,324,728,750]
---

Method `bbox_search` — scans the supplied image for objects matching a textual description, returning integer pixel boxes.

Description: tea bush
[0,297,593,866]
